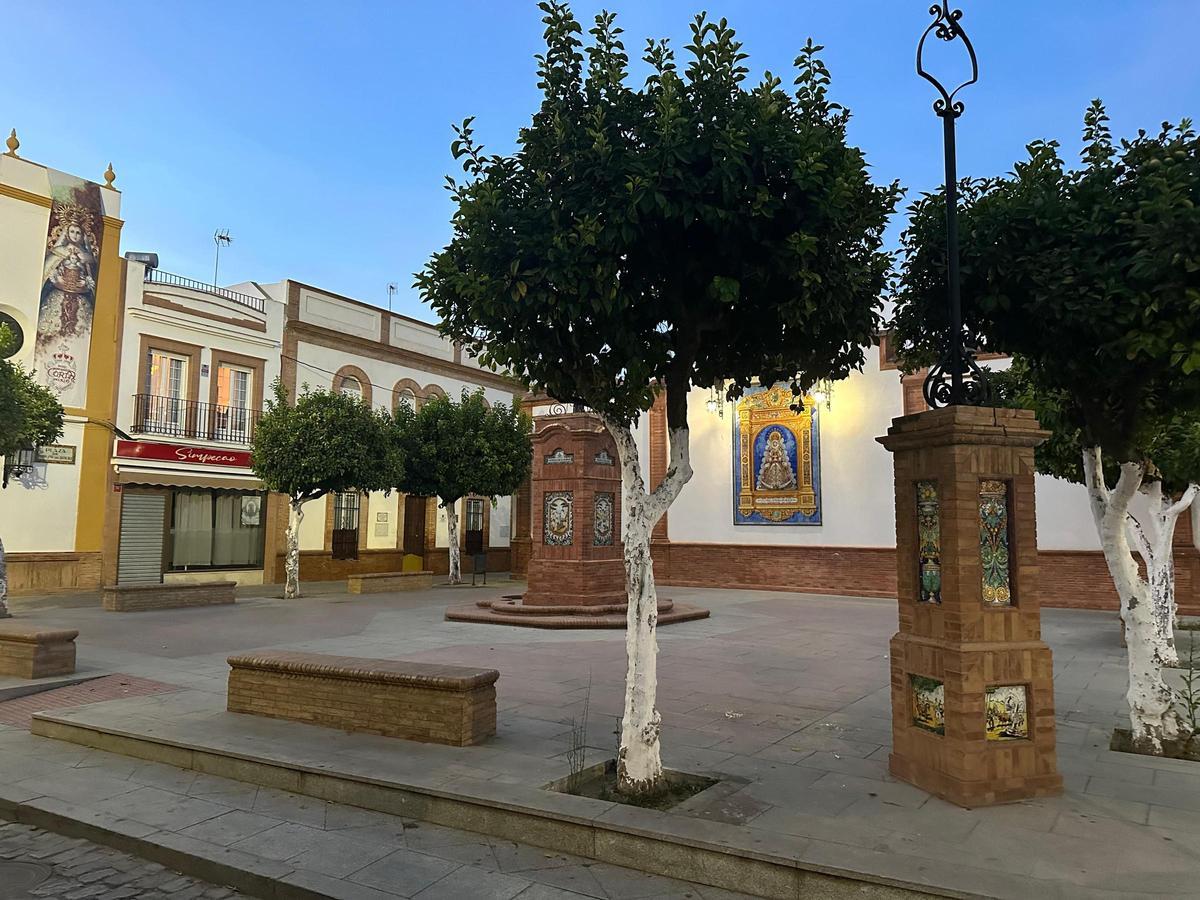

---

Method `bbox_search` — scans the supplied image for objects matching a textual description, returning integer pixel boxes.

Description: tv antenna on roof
[387,282,398,314]
[213,229,233,285]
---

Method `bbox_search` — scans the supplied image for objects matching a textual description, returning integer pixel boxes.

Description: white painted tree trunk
[602,415,692,796]
[1083,448,1189,752]
[0,534,10,618]
[444,500,462,585]
[1128,480,1197,668]
[285,500,305,600]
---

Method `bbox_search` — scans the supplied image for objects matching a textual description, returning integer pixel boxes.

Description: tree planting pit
[547,758,718,811]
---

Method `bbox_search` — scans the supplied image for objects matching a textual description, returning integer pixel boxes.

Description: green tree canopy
[417,2,901,430]
[0,325,64,470]
[252,380,400,505]
[393,389,532,505]
[891,102,1200,464]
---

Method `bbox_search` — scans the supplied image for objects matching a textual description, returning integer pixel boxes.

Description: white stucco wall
[668,352,901,547]
[0,157,120,558]
[0,419,84,553]
[367,490,399,550]
[527,351,1105,553]
[294,340,514,414]
[115,262,284,441]
[490,495,511,547]
[298,495,327,551]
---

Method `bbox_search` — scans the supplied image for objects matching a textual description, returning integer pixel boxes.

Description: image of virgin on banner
[32,172,106,409]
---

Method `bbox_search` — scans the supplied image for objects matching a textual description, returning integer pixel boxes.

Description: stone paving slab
[0,721,755,899]
[3,585,1200,898]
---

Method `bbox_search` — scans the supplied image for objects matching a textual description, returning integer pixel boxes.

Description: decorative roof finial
[103,162,116,188]
[4,129,19,157]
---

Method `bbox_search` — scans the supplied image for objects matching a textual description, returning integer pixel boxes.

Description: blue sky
[6,1,1197,321]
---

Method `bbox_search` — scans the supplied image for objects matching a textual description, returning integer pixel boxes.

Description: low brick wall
[347,571,434,594]
[226,651,498,746]
[102,582,236,612]
[0,626,77,678]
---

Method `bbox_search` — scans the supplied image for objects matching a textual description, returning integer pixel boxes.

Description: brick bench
[347,571,434,594]
[0,626,78,678]
[102,581,236,612]
[226,651,498,746]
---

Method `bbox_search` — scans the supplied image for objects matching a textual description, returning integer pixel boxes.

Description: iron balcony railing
[143,268,266,314]
[132,393,261,445]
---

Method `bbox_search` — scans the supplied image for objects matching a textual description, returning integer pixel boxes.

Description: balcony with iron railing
[132,394,261,445]
[143,268,266,314]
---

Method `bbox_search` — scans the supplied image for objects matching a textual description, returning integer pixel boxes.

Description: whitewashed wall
[528,351,1104,552]
[294,340,514,412]
[115,261,285,440]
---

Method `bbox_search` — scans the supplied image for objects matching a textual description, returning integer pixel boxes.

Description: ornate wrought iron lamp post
[917,2,989,408]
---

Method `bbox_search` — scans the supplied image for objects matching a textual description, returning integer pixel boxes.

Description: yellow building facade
[0,133,124,593]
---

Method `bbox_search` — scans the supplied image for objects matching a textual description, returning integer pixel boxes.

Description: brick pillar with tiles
[877,406,1062,807]
[523,413,627,606]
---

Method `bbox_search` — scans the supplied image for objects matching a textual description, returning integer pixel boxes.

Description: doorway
[464,498,485,556]
[403,495,427,556]
[331,492,360,560]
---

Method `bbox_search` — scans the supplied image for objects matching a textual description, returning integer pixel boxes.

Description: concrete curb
[31,713,957,900]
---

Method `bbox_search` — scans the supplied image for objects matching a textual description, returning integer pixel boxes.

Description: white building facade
[255,279,522,582]
[105,261,285,587]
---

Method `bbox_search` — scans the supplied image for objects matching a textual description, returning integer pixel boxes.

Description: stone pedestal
[877,406,1062,807]
[446,412,708,628]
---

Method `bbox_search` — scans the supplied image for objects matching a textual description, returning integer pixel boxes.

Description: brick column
[524,413,626,606]
[878,406,1062,807]
[1174,512,1200,617]
[510,474,533,577]
[648,393,670,544]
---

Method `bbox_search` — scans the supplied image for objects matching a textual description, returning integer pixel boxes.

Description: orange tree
[891,104,1200,752]
[417,3,899,795]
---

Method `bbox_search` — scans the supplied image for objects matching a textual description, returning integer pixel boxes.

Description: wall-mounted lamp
[811,378,834,411]
[705,384,725,418]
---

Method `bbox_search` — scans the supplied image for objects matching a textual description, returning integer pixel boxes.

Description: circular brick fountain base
[445,596,710,629]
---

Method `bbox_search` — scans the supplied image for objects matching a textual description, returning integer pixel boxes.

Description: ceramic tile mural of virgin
[32,172,107,409]
[732,384,821,525]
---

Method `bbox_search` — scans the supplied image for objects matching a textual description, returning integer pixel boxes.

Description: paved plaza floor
[1,582,1199,898]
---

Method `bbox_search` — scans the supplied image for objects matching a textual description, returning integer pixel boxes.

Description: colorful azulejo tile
[916,480,942,604]
[593,492,614,546]
[544,491,573,546]
[985,684,1029,741]
[910,674,945,735]
[979,479,1013,606]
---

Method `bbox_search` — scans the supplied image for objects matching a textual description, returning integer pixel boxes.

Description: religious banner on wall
[31,171,106,409]
[732,384,821,525]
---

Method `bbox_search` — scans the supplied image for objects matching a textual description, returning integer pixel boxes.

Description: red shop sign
[115,440,252,469]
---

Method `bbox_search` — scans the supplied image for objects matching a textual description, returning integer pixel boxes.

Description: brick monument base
[446,412,708,629]
[878,406,1062,807]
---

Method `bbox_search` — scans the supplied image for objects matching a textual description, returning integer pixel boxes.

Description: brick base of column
[889,633,1063,807]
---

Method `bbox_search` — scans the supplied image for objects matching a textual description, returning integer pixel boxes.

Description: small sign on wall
[36,444,76,464]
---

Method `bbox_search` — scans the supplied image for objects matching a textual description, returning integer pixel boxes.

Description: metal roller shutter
[117,492,165,584]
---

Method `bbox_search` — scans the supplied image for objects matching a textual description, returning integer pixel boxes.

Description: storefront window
[170,489,265,570]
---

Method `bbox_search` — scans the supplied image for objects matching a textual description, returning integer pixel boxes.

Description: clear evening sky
[5,2,1197,321]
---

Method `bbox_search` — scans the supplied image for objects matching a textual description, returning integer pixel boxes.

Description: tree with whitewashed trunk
[251,380,400,599]
[417,4,898,794]
[892,104,1200,752]
[392,390,531,584]
[0,324,64,615]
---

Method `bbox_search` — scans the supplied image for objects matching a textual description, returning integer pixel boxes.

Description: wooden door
[403,495,427,556]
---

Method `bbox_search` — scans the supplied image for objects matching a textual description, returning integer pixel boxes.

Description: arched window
[397,388,417,410]
[338,375,363,401]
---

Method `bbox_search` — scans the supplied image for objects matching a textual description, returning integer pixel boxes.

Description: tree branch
[1126,512,1153,568]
